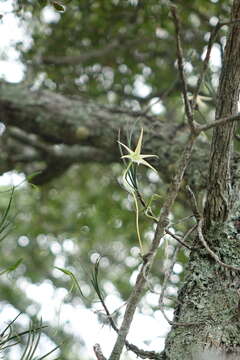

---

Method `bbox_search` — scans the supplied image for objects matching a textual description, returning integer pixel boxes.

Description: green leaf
[52,1,65,12]
[0,258,23,276]
[0,187,14,234]
[37,343,63,360]
[27,171,42,182]
[54,267,83,296]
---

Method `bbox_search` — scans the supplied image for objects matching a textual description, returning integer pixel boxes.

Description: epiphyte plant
[118,128,158,255]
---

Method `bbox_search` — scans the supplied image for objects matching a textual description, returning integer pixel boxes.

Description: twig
[94,282,118,333]
[109,134,197,360]
[159,306,203,327]
[170,5,195,133]
[41,37,143,66]
[191,23,221,108]
[125,342,161,359]
[165,229,192,250]
[93,344,107,360]
[158,244,200,327]
[198,112,240,133]
[158,244,180,307]
[220,18,240,27]
[172,215,194,225]
[92,259,161,360]
[186,185,201,221]
[149,134,197,256]
[197,218,240,272]
[192,19,240,108]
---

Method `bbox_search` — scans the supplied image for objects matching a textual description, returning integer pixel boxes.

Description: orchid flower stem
[132,190,144,255]
[122,163,144,255]
[119,128,159,255]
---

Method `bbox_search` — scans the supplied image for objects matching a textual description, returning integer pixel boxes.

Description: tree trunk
[162,1,240,358]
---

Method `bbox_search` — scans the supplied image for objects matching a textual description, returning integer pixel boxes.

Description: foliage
[0,0,233,358]
[0,163,190,358]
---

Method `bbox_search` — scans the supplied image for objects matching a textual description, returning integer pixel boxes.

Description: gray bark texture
[162,1,240,358]
[0,82,209,186]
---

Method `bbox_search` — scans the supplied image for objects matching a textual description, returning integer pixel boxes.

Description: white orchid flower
[118,128,158,255]
[118,128,158,173]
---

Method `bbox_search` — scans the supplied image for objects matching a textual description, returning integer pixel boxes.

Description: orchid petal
[140,154,158,159]
[140,159,158,173]
[118,141,133,154]
[134,128,143,156]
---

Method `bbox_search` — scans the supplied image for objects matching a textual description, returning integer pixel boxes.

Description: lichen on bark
[163,218,240,359]
[161,1,240,358]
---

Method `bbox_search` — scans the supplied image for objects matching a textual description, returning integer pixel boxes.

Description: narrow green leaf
[27,171,42,185]
[26,319,42,360]
[1,313,22,338]
[54,267,83,296]
[0,187,14,233]
[0,227,13,243]
[7,258,23,272]
[54,266,72,276]
[0,259,23,276]
[37,343,63,360]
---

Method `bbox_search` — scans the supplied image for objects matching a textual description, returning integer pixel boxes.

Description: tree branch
[0,83,210,187]
[198,112,240,132]
[165,225,196,251]
[93,344,107,360]
[40,29,148,66]
[170,5,195,133]
[109,134,197,360]
[41,40,120,66]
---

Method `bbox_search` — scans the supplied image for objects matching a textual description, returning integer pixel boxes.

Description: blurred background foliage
[0,0,231,358]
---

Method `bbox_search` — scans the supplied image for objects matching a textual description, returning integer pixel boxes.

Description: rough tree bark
[0,83,209,187]
[162,1,240,359]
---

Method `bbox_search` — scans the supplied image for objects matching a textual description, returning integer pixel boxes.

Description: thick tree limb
[41,37,146,66]
[0,83,209,186]
[42,40,120,66]
[2,82,240,188]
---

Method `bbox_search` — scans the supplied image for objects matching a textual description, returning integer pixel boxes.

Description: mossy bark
[0,83,208,186]
[163,219,240,359]
[162,1,240,358]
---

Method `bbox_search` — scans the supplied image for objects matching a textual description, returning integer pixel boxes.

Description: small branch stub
[93,343,106,360]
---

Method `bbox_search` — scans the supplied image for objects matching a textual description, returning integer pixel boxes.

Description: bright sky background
[0,0,26,82]
[0,1,173,359]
